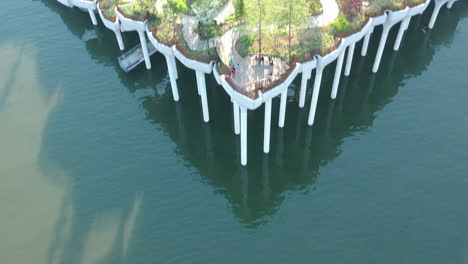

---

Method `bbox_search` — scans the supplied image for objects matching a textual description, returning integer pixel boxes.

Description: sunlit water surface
[0,1,467,263]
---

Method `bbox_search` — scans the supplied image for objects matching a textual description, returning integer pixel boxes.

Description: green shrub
[238,34,255,57]
[331,13,351,33]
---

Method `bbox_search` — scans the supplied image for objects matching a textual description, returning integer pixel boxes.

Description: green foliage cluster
[306,0,323,16]
[197,14,241,39]
[238,34,256,57]
[191,0,229,25]
[243,0,312,61]
[366,0,406,16]
[234,0,245,17]
[99,0,127,20]
[112,0,414,68]
[407,0,427,6]
[331,13,352,33]
[119,0,157,21]
[150,0,187,44]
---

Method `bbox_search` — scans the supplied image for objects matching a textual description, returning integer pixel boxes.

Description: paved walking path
[310,0,340,27]
[181,0,340,94]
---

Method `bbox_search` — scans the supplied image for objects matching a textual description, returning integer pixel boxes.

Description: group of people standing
[255,55,274,66]
[228,54,275,80]
[229,57,240,76]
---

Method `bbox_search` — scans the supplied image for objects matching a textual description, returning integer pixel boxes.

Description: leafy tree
[192,0,222,25]
[234,0,245,18]
[163,0,188,40]
[244,0,275,55]
[273,0,311,60]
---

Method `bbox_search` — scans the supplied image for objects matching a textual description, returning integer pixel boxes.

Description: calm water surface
[0,0,467,263]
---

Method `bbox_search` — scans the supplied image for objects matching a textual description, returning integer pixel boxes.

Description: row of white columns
[429,0,458,29]
[235,0,459,165]
[66,0,458,166]
[234,86,290,166]
[367,0,458,73]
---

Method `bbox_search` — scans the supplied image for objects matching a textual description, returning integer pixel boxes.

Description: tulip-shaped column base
[299,72,309,108]
[331,50,345,99]
[361,29,373,56]
[115,29,125,51]
[240,107,248,166]
[165,54,179,101]
[372,26,390,73]
[138,31,151,70]
[279,89,287,127]
[394,16,411,51]
[308,67,324,126]
[233,102,240,135]
[345,43,356,76]
[447,0,456,8]
[429,1,445,29]
[196,71,210,122]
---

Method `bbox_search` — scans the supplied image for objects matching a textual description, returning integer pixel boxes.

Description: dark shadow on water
[36,0,467,262]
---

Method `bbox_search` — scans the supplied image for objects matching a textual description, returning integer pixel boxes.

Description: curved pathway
[310,0,340,27]
[182,0,340,93]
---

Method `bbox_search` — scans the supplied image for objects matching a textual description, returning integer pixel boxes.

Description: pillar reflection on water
[40,0,468,227]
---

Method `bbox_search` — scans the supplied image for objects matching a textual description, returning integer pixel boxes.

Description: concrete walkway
[217,29,289,93]
[310,0,340,27]
[215,0,340,93]
[182,15,209,51]
[181,0,340,93]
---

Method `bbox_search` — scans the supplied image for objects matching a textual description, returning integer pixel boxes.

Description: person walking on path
[268,71,273,83]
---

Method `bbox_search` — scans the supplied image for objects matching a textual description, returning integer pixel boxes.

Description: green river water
[0,0,467,263]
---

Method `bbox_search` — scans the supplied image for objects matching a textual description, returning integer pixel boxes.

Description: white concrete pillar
[447,0,455,9]
[137,31,151,70]
[195,70,201,95]
[114,29,125,51]
[196,71,209,122]
[233,101,240,135]
[171,55,178,79]
[164,55,179,101]
[429,1,444,29]
[361,29,373,56]
[308,66,323,126]
[88,9,98,26]
[331,50,345,99]
[404,15,412,30]
[345,43,355,76]
[299,72,308,108]
[394,16,410,51]
[240,107,248,166]
[372,26,390,73]
[263,99,272,153]
[279,88,287,128]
